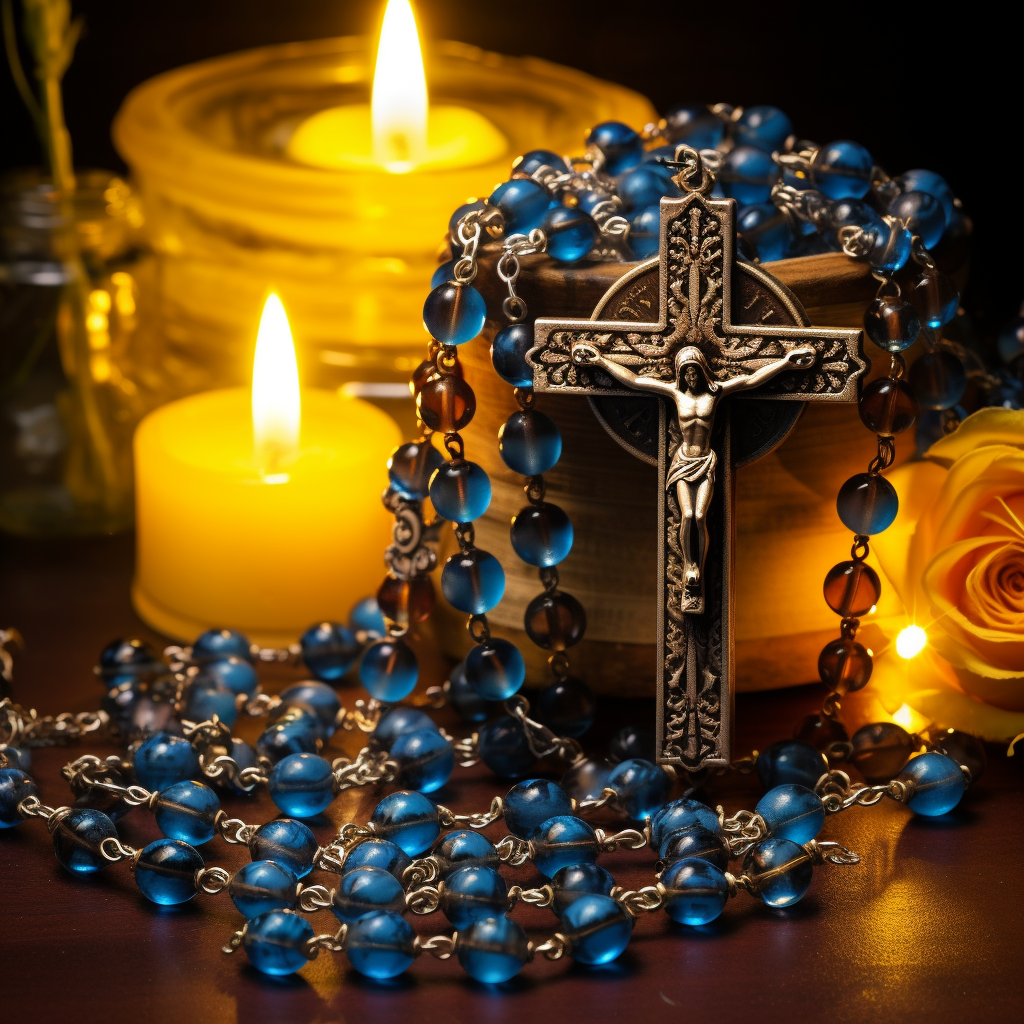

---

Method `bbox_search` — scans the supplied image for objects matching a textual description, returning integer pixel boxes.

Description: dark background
[1,1,1019,339]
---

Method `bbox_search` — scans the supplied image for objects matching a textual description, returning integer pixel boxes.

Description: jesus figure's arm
[572,343,674,396]
[717,344,816,395]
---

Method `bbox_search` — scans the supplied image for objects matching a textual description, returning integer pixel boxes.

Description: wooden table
[2,531,1022,1023]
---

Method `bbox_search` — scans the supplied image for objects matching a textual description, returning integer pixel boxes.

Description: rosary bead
[510,502,574,567]
[737,203,791,263]
[489,178,552,233]
[562,894,632,965]
[866,221,913,274]
[371,791,440,855]
[616,163,679,212]
[417,373,477,432]
[248,818,318,878]
[535,677,595,738]
[53,808,118,874]
[756,741,829,791]
[456,915,530,983]
[819,637,874,697]
[268,753,335,818]
[514,149,571,176]
[909,349,967,409]
[888,191,946,250]
[719,145,778,206]
[154,780,221,845]
[663,104,724,149]
[650,798,720,849]
[560,757,612,803]
[504,778,574,839]
[441,549,506,615]
[659,824,730,869]
[744,838,813,907]
[257,708,324,762]
[430,259,457,289]
[491,323,534,388]
[229,860,298,918]
[735,105,793,152]
[587,121,643,175]
[661,858,730,925]
[524,591,587,652]
[448,660,490,723]
[388,440,445,501]
[429,458,492,523]
[929,729,986,784]
[850,722,914,782]
[441,865,511,928]
[543,206,599,263]
[135,838,203,905]
[184,681,238,728]
[103,688,180,741]
[98,638,162,683]
[823,559,882,617]
[299,621,360,681]
[377,575,436,630]
[465,638,526,701]
[192,628,251,664]
[346,911,417,979]
[349,596,387,639]
[359,638,419,701]
[478,715,536,778]
[836,473,899,535]
[896,169,955,223]
[194,656,258,698]
[0,767,37,827]
[916,405,966,454]
[552,863,615,916]
[908,269,960,329]
[828,198,885,236]
[392,728,455,793]
[422,281,487,346]
[607,758,671,821]
[897,752,965,816]
[449,199,486,238]
[371,707,439,751]
[863,297,920,353]
[813,140,873,200]
[756,784,825,844]
[499,409,563,476]
[628,205,661,259]
[794,713,849,749]
[207,738,257,796]
[133,732,200,792]
[344,838,412,880]
[435,830,500,877]
[531,815,599,876]
[859,377,919,435]
[610,724,656,763]
[243,910,314,976]
[279,682,342,735]
[332,866,406,922]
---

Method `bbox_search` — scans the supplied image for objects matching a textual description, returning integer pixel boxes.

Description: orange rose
[871,408,1024,740]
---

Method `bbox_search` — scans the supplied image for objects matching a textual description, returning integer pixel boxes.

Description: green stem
[1,0,43,130]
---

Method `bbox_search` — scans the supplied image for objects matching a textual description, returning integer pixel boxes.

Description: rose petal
[926,407,1024,466]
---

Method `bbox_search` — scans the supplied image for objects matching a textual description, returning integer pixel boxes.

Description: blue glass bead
[104,688,181,740]
[243,911,313,976]
[910,351,967,410]
[422,281,487,346]
[498,409,562,476]
[154,780,221,845]
[576,188,616,218]
[194,656,258,697]
[787,232,836,258]
[372,707,439,751]
[53,808,118,874]
[344,838,412,880]
[184,682,238,728]
[479,715,536,778]
[586,121,643,175]
[889,191,946,249]
[133,732,200,792]
[0,767,36,827]
[661,858,729,925]
[642,145,676,165]
[388,440,445,501]
[279,682,342,735]
[488,178,552,234]
[719,146,778,206]
[248,818,318,878]
[441,549,505,615]
[562,894,632,965]
[358,638,419,701]
[865,221,913,274]
[663,104,724,149]
[98,638,161,681]
[987,371,1024,410]
[332,866,406,922]
[350,596,387,639]
[448,660,490,723]
[257,708,324,762]
[813,140,873,200]
[756,785,825,844]
[863,297,920,353]
[429,459,491,523]
[543,205,598,263]
[745,838,813,907]
[737,203,791,263]
[896,169,956,223]
[431,259,457,289]
[371,791,439,855]
[756,740,828,790]
[268,753,335,818]
[616,164,678,212]
[510,502,574,567]
[435,830,500,877]
[650,798,720,849]
[735,105,793,153]
[530,815,599,877]
[610,724,656,762]
[392,728,454,793]
[448,199,486,239]
[504,778,574,839]
[491,323,534,388]
[514,149,570,176]
[836,473,899,535]
[828,198,886,235]
[551,863,615,916]
[192,629,251,664]
[660,824,730,869]
[442,865,510,928]
[456,916,530,983]
[607,758,671,821]
[1,747,31,772]
[465,639,526,701]
[910,269,960,329]
[897,752,965,816]
[346,910,417,979]
[561,758,612,803]
[536,677,595,738]
[628,204,661,259]
[299,621,360,681]
[229,859,298,918]
[135,838,203,905]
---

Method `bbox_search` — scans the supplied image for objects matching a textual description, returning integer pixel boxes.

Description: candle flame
[252,293,300,477]
[371,0,428,172]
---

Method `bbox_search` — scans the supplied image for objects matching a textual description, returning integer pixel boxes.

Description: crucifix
[528,166,865,772]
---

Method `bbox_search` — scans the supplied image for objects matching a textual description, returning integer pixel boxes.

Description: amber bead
[523,591,587,651]
[417,375,477,433]
[859,377,919,436]
[823,560,881,617]
[817,638,873,696]
[410,359,437,398]
[376,575,435,629]
[794,713,849,750]
[850,722,915,782]
[928,728,986,783]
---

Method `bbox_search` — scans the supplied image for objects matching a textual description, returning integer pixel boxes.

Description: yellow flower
[871,408,1024,740]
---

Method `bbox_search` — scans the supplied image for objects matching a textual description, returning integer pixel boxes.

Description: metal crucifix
[528,164,865,772]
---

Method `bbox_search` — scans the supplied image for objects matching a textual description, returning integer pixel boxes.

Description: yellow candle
[132,296,400,646]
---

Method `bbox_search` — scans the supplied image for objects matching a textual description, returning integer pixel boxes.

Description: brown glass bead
[794,713,849,750]
[823,560,881,617]
[859,376,919,436]
[850,722,915,782]
[817,638,873,695]
[927,728,987,783]
[417,375,476,432]
[524,591,587,651]
[376,575,435,628]
[409,359,437,398]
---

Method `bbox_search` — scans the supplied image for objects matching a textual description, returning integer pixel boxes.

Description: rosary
[0,103,986,983]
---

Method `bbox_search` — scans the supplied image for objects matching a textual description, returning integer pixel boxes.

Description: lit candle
[132,295,401,646]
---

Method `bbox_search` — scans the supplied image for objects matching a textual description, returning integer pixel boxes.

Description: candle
[132,295,401,646]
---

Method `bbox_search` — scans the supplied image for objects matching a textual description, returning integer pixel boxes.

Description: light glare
[896,624,927,660]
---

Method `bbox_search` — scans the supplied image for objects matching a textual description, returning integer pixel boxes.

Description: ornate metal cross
[529,186,865,771]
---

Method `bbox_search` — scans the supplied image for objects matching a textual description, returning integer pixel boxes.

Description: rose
[871,408,1024,740]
